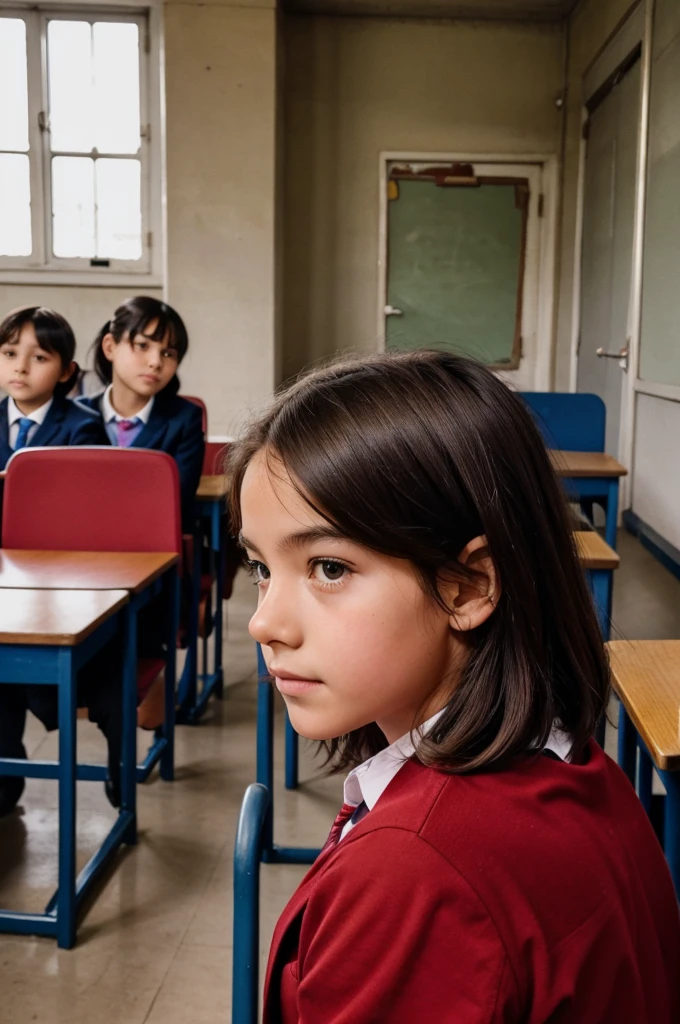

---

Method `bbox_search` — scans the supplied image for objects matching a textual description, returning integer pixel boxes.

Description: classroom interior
[1,0,680,1020]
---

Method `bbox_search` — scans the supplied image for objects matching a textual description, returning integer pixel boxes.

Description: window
[0,8,157,278]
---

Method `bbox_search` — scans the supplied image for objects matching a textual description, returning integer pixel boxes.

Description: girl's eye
[2,350,13,357]
[311,559,349,584]
[34,354,47,363]
[246,559,270,585]
[134,341,148,352]
[161,349,178,361]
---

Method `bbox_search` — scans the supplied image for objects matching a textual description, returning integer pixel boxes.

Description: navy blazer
[0,394,108,471]
[77,389,205,528]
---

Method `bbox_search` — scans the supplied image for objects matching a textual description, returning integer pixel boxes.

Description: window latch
[38,111,50,134]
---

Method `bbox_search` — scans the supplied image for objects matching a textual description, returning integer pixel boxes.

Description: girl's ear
[440,535,501,634]
[58,360,77,384]
[101,332,117,363]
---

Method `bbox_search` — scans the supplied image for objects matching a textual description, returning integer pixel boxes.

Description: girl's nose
[248,581,303,651]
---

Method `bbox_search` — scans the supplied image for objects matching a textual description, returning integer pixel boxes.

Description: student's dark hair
[0,306,78,397]
[228,350,610,773]
[92,296,188,396]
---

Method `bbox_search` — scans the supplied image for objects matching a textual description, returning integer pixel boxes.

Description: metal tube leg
[637,746,654,816]
[605,478,619,551]
[617,703,637,786]
[285,713,299,791]
[161,567,179,782]
[213,507,225,700]
[57,648,77,949]
[663,772,680,898]
[121,604,137,844]
[256,645,274,858]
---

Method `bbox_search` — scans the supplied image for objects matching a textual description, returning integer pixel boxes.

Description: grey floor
[0,529,679,1023]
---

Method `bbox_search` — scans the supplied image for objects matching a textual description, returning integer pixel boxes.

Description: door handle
[385,305,403,317]
[596,345,629,371]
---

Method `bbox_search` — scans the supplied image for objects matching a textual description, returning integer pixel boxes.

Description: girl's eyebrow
[239,526,349,558]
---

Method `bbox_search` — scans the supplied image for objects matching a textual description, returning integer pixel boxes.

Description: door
[382,161,544,390]
[577,57,641,458]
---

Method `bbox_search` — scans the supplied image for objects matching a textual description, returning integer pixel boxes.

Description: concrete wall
[164,0,279,437]
[282,15,563,380]
[554,0,639,390]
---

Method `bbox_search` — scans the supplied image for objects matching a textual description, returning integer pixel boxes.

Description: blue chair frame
[0,603,134,949]
[256,646,321,864]
[232,783,270,1024]
[618,704,680,896]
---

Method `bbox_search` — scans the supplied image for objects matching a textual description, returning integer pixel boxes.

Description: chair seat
[608,640,680,771]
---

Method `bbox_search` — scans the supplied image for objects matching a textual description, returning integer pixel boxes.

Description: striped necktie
[13,416,34,451]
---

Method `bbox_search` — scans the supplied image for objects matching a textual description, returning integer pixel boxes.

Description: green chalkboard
[386,178,526,366]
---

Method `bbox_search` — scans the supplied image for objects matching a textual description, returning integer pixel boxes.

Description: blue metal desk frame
[564,475,620,551]
[177,495,226,724]
[256,646,320,865]
[232,782,270,1024]
[0,603,131,949]
[618,703,680,896]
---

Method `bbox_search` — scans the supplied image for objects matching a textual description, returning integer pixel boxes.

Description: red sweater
[264,742,680,1023]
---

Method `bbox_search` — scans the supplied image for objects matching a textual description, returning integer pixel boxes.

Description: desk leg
[589,569,611,641]
[57,648,77,950]
[256,645,274,859]
[213,505,225,699]
[618,703,637,786]
[605,479,619,551]
[663,772,680,897]
[637,746,653,817]
[121,604,137,845]
[285,714,299,791]
[161,567,179,782]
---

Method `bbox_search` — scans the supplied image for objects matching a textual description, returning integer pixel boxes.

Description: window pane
[52,156,95,257]
[0,19,29,151]
[48,21,93,153]
[96,159,142,259]
[0,154,31,256]
[93,23,140,154]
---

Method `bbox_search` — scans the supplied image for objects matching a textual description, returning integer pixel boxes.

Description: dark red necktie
[321,802,358,855]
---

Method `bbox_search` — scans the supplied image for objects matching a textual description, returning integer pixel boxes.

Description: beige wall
[282,15,564,380]
[0,285,161,370]
[554,0,639,389]
[164,0,278,438]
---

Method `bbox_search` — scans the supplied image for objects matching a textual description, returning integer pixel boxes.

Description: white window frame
[0,1,163,286]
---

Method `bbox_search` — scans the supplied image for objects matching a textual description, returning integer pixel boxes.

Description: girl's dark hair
[0,306,78,397]
[92,296,189,396]
[228,350,610,774]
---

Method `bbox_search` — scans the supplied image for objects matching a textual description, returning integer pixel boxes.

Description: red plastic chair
[2,446,182,781]
[182,394,208,434]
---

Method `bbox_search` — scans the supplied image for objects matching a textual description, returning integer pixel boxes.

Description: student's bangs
[0,306,75,366]
[228,350,610,774]
[127,306,186,359]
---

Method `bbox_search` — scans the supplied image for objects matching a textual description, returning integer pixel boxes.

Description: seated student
[230,351,680,1024]
[0,305,106,469]
[78,296,204,530]
[0,307,117,818]
[78,296,205,727]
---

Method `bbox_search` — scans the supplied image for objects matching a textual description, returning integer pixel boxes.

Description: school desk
[0,550,179,784]
[255,532,622,864]
[609,640,680,896]
[550,450,627,550]
[176,474,228,724]
[573,530,620,639]
[0,588,129,948]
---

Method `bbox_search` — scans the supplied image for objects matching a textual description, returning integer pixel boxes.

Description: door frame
[568,0,650,512]
[377,151,559,391]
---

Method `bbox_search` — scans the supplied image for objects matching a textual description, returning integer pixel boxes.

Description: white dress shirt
[101,384,154,426]
[339,712,573,841]
[7,396,53,449]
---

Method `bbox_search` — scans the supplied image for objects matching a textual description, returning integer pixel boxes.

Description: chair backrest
[203,440,229,476]
[182,394,208,434]
[520,392,606,452]
[2,447,181,554]
[233,783,270,1024]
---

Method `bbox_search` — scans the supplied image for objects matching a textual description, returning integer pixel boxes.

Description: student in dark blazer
[0,305,106,470]
[229,351,680,1023]
[0,306,116,820]
[77,296,204,530]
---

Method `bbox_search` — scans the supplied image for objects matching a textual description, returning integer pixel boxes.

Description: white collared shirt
[101,384,154,425]
[339,712,573,841]
[7,395,53,449]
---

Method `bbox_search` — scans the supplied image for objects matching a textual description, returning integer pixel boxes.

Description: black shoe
[0,776,25,817]
[104,777,121,809]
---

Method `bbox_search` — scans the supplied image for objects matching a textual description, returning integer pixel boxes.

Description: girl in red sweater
[229,350,680,1023]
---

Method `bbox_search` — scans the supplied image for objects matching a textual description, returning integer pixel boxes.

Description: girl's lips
[274,676,322,696]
